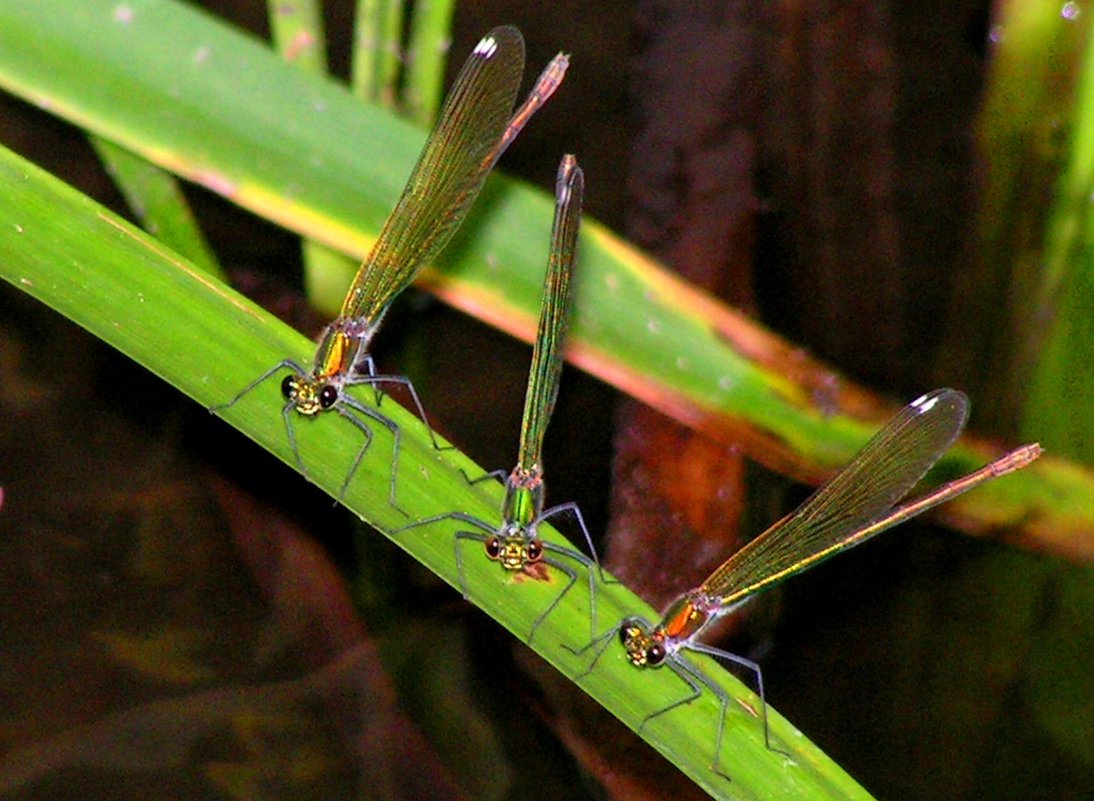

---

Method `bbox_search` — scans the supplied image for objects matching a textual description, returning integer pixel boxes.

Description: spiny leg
[669,656,734,781]
[354,355,385,406]
[460,468,509,485]
[389,510,493,537]
[211,359,313,483]
[561,621,625,679]
[209,359,306,413]
[636,658,704,738]
[453,529,492,599]
[390,513,495,600]
[536,503,618,639]
[540,541,599,641]
[281,400,310,480]
[338,395,404,515]
[687,641,784,759]
[528,555,578,644]
[538,502,617,585]
[349,371,453,453]
[329,400,378,504]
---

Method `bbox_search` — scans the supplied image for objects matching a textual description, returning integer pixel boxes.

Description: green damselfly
[214,27,567,507]
[397,155,604,641]
[570,388,1040,778]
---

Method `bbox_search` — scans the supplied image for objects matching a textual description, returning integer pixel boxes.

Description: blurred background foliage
[0,1,1091,800]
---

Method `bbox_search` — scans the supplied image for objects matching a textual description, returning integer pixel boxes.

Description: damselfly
[396,155,603,641]
[213,27,567,508]
[570,388,1040,777]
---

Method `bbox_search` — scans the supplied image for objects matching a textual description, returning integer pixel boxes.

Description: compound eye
[526,539,544,562]
[647,643,668,666]
[318,385,339,409]
[485,537,502,560]
[280,374,297,399]
[619,621,640,646]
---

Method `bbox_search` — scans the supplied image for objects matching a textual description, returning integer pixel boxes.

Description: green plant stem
[0,139,877,801]
[0,0,1072,558]
[352,0,404,106]
[90,136,221,279]
[404,0,456,124]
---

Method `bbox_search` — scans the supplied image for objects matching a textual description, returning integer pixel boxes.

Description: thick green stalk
[0,0,1068,555]
[0,139,876,801]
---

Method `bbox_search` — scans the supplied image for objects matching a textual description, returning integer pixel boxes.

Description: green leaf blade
[0,133,874,801]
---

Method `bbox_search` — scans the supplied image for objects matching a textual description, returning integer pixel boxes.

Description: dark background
[0,2,1089,800]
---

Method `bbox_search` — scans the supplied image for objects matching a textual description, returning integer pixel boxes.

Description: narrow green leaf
[0,2,1084,551]
[954,1,1090,433]
[0,136,877,801]
[89,136,221,279]
[1022,9,1094,460]
[265,0,364,323]
[352,0,404,105]
[375,0,405,105]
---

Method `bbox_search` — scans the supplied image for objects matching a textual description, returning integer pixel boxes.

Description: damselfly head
[485,534,543,570]
[281,374,338,415]
[619,619,668,667]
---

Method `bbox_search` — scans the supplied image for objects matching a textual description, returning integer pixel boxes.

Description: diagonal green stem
[0,139,877,801]
[0,0,1072,560]
[90,136,222,279]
